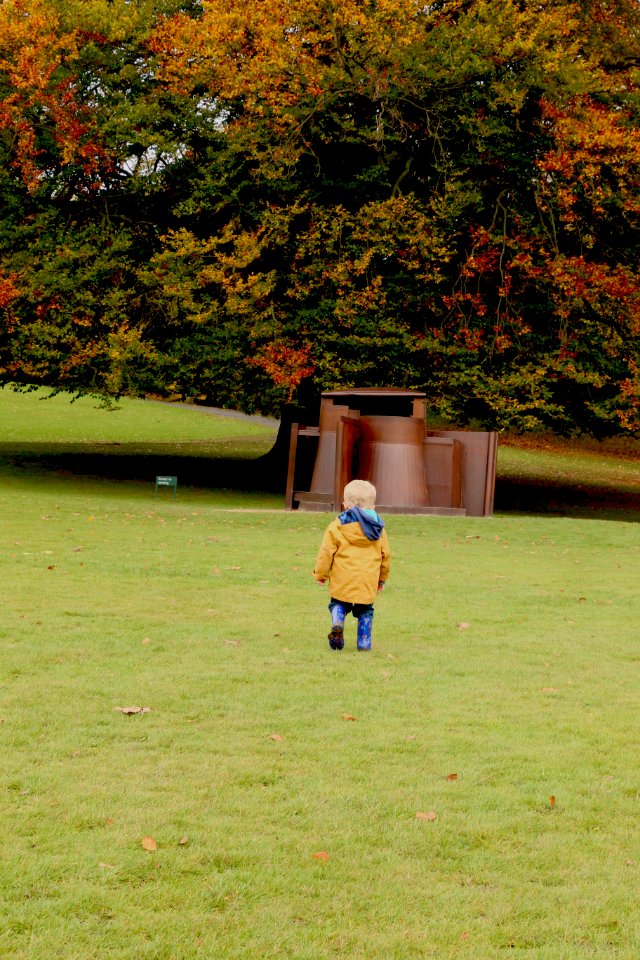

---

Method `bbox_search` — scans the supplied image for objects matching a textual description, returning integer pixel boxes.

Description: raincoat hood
[338,506,385,541]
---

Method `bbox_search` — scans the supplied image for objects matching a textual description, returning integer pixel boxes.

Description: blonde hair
[343,479,376,510]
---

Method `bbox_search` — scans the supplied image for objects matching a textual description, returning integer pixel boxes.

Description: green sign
[155,475,177,499]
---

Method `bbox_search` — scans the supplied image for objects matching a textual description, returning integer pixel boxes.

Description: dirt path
[146,398,279,430]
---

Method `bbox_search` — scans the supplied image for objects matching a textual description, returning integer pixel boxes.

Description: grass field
[1,389,640,959]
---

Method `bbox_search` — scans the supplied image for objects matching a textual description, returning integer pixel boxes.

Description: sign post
[155,475,178,499]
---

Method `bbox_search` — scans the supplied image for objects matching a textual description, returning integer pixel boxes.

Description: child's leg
[355,605,374,651]
[328,600,346,650]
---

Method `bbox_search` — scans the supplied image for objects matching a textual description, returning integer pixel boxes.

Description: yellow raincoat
[313,511,391,604]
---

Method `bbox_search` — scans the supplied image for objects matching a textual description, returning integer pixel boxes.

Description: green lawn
[0,386,275,448]
[1,391,640,958]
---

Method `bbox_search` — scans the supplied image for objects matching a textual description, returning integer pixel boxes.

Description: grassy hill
[2,387,639,959]
[1,385,639,519]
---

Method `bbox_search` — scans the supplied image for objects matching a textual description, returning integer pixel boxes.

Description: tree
[1,0,639,434]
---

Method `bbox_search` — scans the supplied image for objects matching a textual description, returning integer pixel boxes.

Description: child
[313,479,391,651]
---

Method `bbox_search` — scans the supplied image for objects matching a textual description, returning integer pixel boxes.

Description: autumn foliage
[0,0,639,433]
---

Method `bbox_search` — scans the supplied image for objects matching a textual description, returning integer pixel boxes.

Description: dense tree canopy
[1,0,639,433]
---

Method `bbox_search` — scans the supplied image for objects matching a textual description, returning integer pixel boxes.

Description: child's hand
[377,581,385,593]
[316,577,326,585]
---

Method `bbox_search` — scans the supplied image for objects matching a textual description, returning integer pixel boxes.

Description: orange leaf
[456,622,471,630]
[312,851,330,861]
[445,773,458,781]
[141,836,157,851]
[269,733,284,741]
[342,714,358,722]
[416,811,437,821]
[549,795,556,807]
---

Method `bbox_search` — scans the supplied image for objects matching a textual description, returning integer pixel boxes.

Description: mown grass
[0,386,276,453]
[496,435,640,520]
[1,391,640,959]
[0,386,279,494]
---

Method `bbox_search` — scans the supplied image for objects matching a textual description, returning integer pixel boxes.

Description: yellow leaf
[141,836,157,851]
[416,811,437,821]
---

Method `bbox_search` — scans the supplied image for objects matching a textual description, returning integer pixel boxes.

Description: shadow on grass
[495,475,640,522]
[0,439,286,493]
[2,439,639,522]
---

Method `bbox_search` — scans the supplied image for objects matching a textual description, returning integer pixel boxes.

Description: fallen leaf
[343,714,358,722]
[178,835,189,846]
[230,565,241,570]
[47,565,56,570]
[141,836,157,852]
[269,733,284,741]
[73,546,83,553]
[549,795,556,807]
[456,622,471,630]
[445,773,458,781]
[115,706,151,715]
[312,851,330,861]
[224,639,240,646]
[416,811,437,821]
[542,687,558,694]
[142,637,151,645]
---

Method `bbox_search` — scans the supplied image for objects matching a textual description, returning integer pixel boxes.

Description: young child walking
[313,479,391,651]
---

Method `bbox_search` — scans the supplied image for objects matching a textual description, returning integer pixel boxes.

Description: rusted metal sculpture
[285,388,497,517]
